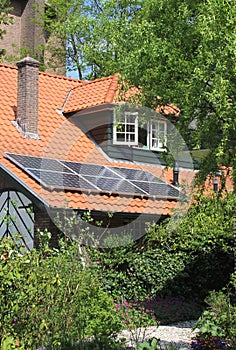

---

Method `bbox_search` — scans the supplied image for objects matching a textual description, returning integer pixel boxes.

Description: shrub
[136,337,159,350]
[88,192,234,303]
[0,335,24,350]
[194,274,236,348]
[89,244,190,301]
[0,233,123,350]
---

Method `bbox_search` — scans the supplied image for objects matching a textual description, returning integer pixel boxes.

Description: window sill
[133,146,167,152]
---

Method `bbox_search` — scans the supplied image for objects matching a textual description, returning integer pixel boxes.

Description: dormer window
[113,112,138,146]
[113,112,167,151]
[150,120,167,151]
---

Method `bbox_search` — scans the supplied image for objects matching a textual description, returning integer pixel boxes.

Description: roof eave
[63,102,117,117]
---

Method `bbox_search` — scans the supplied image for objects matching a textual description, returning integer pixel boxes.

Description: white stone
[118,320,199,349]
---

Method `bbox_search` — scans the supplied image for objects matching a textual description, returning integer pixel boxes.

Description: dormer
[61,75,179,165]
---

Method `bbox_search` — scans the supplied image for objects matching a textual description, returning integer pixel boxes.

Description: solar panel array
[5,153,181,198]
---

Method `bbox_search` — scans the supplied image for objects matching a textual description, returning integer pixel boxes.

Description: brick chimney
[15,55,41,138]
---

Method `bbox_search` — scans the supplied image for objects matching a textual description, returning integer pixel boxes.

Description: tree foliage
[39,0,142,79]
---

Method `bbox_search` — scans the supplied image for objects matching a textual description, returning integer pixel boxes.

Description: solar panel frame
[4,153,181,199]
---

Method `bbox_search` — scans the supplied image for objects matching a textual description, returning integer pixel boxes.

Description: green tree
[120,0,236,183]
[39,0,141,79]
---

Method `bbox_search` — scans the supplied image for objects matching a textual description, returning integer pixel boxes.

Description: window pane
[150,120,167,150]
[159,132,166,147]
[129,133,135,142]
[152,139,157,148]
[117,133,126,142]
[152,126,158,134]
[127,124,135,132]
[117,124,125,132]
[152,130,157,138]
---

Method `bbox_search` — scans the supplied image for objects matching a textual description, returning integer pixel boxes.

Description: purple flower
[145,309,152,313]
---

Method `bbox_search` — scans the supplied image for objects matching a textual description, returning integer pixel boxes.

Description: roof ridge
[85,74,118,85]
[104,73,119,103]
[39,70,84,83]
[0,63,17,70]
[0,63,84,83]
[64,74,118,92]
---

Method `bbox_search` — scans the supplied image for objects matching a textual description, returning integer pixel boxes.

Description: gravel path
[119,320,199,349]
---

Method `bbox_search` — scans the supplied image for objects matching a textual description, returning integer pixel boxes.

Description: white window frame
[150,119,167,151]
[113,112,167,151]
[113,111,138,146]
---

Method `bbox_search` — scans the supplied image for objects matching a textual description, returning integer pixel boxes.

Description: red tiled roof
[63,74,119,113]
[63,74,179,116]
[0,63,194,215]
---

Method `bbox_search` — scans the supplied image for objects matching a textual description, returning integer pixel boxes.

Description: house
[0,56,195,249]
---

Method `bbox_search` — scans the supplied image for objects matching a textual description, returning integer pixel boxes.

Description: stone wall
[1,1,43,59]
[0,0,66,75]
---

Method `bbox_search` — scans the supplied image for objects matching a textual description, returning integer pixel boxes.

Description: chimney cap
[16,55,41,69]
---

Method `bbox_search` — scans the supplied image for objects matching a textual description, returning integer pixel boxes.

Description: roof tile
[63,75,119,113]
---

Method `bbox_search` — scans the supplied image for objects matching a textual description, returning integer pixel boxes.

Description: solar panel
[83,175,146,195]
[6,153,72,172]
[65,162,98,176]
[29,169,99,191]
[40,159,69,172]
[132,181,180,197]
[5,153,43,169]
[132,180,155,194]
[65,161,121,178]
[4,153,181,198]
[166,184,181,198]
[111,166,163,182]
